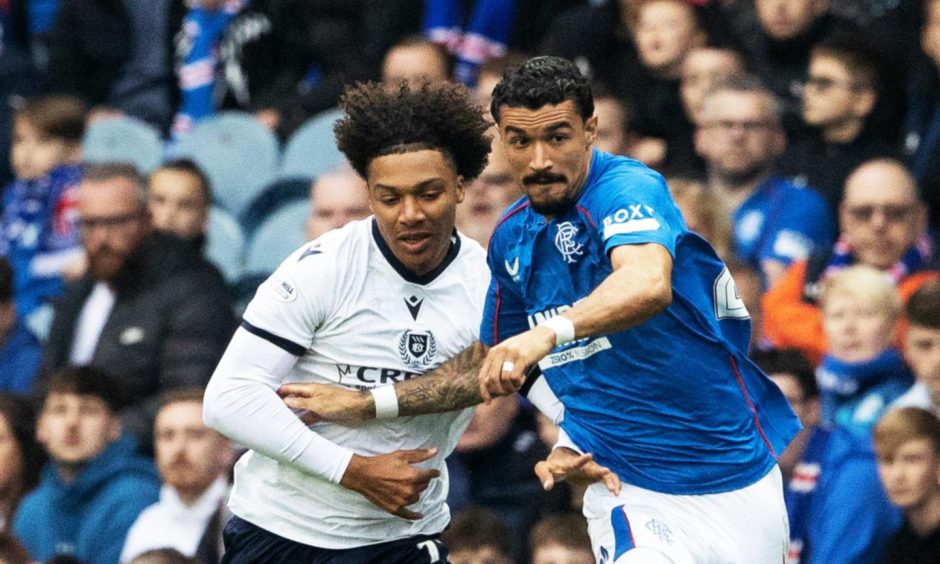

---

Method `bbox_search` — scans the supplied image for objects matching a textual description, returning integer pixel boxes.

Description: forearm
[390,341,489,417]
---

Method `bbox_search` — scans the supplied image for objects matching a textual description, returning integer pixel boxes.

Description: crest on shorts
[554,221,584,264]
[398,329,438,369]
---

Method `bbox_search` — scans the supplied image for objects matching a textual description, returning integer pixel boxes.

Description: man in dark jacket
[12,366,161,564]
[43,162,235,450]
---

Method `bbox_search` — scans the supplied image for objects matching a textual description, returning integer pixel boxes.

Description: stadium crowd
[0,0,939,562]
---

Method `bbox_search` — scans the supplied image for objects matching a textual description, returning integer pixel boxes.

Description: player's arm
[280,340,491,420]
[480,242,673,398]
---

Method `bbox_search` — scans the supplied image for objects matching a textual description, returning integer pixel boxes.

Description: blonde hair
[668,177,731,258]
[873,407,940,458]
[820,265,901,319]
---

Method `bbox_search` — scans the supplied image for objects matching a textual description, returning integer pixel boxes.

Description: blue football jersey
[481,150,801,495]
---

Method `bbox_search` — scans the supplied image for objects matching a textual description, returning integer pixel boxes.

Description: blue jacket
[786,425,901,564]
[0,317,41,393]
[12,433,160,564]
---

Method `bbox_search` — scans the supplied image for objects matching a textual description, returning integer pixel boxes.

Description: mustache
[523,172,566,186]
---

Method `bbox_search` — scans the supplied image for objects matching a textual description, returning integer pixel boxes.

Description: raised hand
[534,447,621,495]
[340,448,441,520]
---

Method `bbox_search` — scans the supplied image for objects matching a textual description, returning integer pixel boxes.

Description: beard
[87,247,129,281]
[524,172,579,217]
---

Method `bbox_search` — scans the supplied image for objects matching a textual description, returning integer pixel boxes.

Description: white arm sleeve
[203,327,353,484]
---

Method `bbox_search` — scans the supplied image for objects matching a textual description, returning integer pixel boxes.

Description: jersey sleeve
[242,242,338,354]
[480,237,529,346]
[762,189,835,265]
[589,166,685,257]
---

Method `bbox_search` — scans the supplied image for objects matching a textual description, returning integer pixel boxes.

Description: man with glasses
[42,162,235,453]
[694,74,834,288]
[776,32,898,213]
[764,158,937,365]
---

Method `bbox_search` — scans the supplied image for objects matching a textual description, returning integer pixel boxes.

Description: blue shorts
[220,515,449,564]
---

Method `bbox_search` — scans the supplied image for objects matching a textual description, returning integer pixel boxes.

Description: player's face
[877,438,940,510]
[695,90,785,185]
[904,324,940,399]
[822,291,895,363]
[148,169,209,241]
[37,393,120,466]
[839,163,925,269]
[368,149,464,275]
[498,100,597,217]
[155,401,231,499]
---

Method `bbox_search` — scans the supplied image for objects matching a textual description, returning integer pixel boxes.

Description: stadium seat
[240,177,311,237]
[205,207,246,284]
[243,199,310,276]
[83,117,164,174]
[279,107,346,181]
[170,112,279,218]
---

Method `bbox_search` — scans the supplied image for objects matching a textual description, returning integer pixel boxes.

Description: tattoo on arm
[396,341,488,416]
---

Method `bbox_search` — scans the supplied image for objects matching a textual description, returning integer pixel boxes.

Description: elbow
[201,373,226,432]
[645,274,672,315]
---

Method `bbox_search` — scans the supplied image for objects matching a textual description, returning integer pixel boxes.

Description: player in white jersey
[202,80,493,563]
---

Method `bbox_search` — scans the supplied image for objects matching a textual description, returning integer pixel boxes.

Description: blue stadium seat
[243,199,310,276]
[239,177,311,237]
[170,112,279,218]
[279,107,346,181]
[205,207,246,284]
[83,117,164,174]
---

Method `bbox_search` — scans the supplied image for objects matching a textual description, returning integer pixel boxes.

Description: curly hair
[334,81,491,181]
[490,56,593,123]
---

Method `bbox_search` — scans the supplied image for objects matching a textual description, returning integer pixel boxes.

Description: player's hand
[340,448,441,520]
[478,326,555,403]
[278,383,371,423]
[534,447,621,495]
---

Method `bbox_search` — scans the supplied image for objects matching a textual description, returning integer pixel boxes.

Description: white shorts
[583,466,788,564]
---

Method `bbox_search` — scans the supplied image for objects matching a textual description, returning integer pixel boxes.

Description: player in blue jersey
[281,56,801,563]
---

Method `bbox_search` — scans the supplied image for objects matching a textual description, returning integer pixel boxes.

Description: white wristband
[540,315,576,346]
[371,385,399,419]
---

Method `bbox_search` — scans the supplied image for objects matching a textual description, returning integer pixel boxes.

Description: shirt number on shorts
[417,540,442,562]
[713,267,750,320]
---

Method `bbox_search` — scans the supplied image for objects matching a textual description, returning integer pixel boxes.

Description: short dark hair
[158,387,205,412]
[14,95,87,143]
[334,80,491,181]
[152,159,213,204]
[81,162,147,208]
[750,348,818,399]
[906,278,940,330]
[441,506,512,554]
[812,31,883,91]
[43,366,124,412]
[490,56,593,123]
[0,258,12,303]
[530,512,592,551]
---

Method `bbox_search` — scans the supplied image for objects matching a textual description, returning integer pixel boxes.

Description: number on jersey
[713,267,750,320]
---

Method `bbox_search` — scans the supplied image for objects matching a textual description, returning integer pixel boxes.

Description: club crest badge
[554,221,584,264]
[398,329,438,369]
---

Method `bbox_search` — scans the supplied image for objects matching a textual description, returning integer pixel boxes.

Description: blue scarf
[423,0,516,86]
[172,0,246,138]
[823,233,933,284]
[817,348,913,429]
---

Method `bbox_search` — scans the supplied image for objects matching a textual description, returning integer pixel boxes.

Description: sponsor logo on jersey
[601,205,661,239]
[645,518,674,545]
[398,329,438,369]
[271,275,298,303]
[554,221,584,264]
[297,245,322,262]
[527,305,572,329]
[538,337,611,370]
[335,364,422,386]
[505,256,520,281]
[404,295,424,320]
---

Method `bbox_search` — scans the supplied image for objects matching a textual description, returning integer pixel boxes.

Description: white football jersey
[231,218,488,548]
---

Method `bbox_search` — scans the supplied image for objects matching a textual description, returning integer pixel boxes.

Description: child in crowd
[873,407,940,563]
[892,279,940,417]
[0,95,85,332]
[818,265,914,435]
[530,513,594,564]
[442,506,513,564]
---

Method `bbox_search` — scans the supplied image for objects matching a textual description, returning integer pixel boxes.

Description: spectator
[45,0,185,131]
[382,35,450,88]
[679,45,745,126]
[751,348,901,564]
[455,130,520,247]
[0,393,44,531]
[147,160,211,245]
[666,177,731,258]
[817,265,914,435]
[0,532,29,564]
[473,52,531,108]
[591,85,634,158]
[776,31,898,212]
[442,506,513,564]
[891,279,940,417]
[727,258,767,351]
[529,513,593,564]
[42,163,235,450]
[1,95,85,324]
[874,407,940,563]
[694,75,835,288]
[762,158,937,364]
[304,165,370,242]
[121,389,232,564]
[423,0,517,86]
[12,366,160,564]
[0,259,40,392]
[905,0,940,234]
